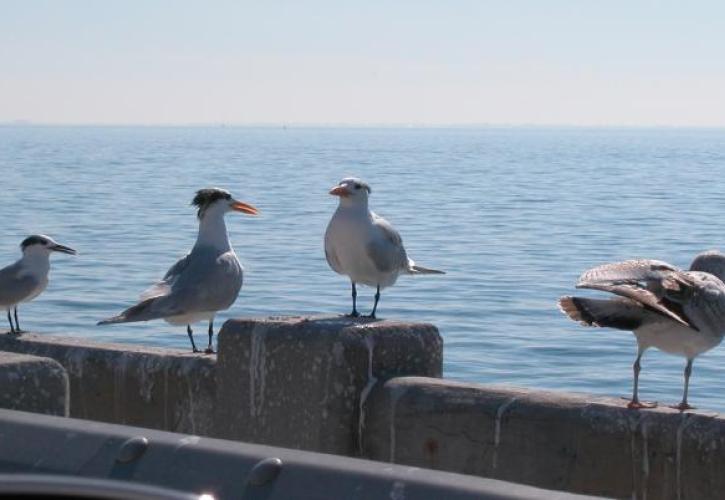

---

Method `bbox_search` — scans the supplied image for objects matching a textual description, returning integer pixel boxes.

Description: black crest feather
[192,188,232,218]
[20,235,49,249]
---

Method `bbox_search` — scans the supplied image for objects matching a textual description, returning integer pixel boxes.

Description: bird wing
[156,248,243,315]
[0,261,41,307]
[101,248,242,324]
[575,259,695,328]
[559,296,669,331]
[366,214,408,273]
[577,259,680,286]
[139,252,191,301]
[690,250,725,281]
[323,228,343,274]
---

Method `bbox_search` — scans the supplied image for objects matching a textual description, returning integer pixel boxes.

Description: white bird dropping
[0,235,76,334]
[98,188,258,353]
[324,177,444,318]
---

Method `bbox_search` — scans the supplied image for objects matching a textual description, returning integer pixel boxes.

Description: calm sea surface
[2,125,725,410]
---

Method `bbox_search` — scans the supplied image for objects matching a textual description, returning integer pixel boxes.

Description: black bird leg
[347,282,360,317]
[187,324,200,353]
[13,307,23,333]
[369,285,381,319]
[205,319,215,354]
[6,309,16,334]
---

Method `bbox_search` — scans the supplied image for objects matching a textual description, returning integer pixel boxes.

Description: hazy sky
[2,1,724,126]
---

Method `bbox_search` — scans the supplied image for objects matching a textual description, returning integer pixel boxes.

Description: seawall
[0,315,722,499]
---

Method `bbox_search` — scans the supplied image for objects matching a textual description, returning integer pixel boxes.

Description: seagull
[559,251,725,410]
[98,188,258,353]
[324,177,444,318]
[0,235,76,334]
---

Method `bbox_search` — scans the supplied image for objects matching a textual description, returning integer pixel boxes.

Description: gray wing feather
[163,253,192,282]
[156,249,242,314]
[366,216,408,273]
[575,259,693,327]
[569,259,725,334]
[577,259,679,287]
[0,262,40,307]
[578,282,691,327]
[102,248,242,323]
[559,296,666,330]
[139,253,192,300]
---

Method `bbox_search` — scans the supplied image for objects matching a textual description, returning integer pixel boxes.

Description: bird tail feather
[97,297,161,325]
[558,296,643,331]
[407,260,445,275]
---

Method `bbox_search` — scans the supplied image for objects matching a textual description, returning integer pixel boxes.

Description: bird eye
[354,184,361,190]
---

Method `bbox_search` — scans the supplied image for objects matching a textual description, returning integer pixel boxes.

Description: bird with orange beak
[324,177,444,318]
[99,188,258,353]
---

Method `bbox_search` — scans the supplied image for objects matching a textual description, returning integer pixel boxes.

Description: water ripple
[2,125,725,410]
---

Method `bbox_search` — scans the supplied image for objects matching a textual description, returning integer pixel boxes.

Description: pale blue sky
[2,1,724,125]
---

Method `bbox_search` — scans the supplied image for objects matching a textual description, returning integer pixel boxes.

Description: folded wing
[99,248,242,325]
[575,259,694,328]
[139,253,192,301]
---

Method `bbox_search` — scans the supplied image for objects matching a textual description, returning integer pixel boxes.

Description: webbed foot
[670,402,695,411]
[625,398,658,410]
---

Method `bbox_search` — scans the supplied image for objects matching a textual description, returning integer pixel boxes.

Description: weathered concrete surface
[215,316,442,455]
[0,352,68,416]
[0,408,600,500]
[364,377,725,500]
[0,334,216,435]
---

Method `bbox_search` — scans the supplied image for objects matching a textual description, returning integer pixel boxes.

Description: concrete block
[214,316,442,455]
[0,352,68,416]
[364,377,725,500]
[0,334,216,435]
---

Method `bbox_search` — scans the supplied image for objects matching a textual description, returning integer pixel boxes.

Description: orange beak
[231,200,259,215]
[329,185,350,197]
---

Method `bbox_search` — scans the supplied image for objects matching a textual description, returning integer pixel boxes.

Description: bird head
[192,188,259,219]
[20,235,77,256]
[329,177,371,206]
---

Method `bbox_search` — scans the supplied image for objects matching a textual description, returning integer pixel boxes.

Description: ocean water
[2,125,725,410]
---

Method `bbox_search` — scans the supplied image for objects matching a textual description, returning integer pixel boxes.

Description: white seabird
[559,251,725,410]
[324,177,444,318]
[98,188,258,353]
[0,235,76,334]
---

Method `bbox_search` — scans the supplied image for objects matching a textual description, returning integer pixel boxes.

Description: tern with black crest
[0,235,77,334]
[559,252,725,410]
[324,177,444,318]
[99,188,258,353]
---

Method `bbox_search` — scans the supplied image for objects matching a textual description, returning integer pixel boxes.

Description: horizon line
[2,121,725,130]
